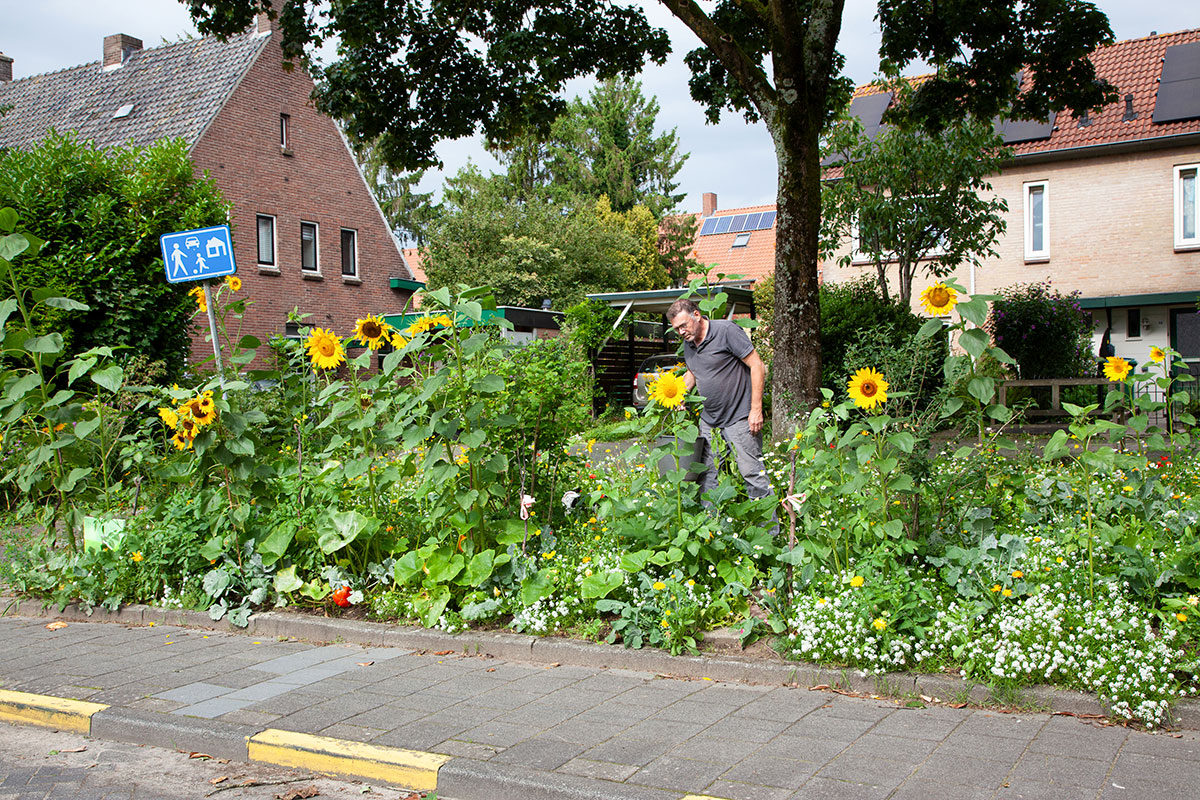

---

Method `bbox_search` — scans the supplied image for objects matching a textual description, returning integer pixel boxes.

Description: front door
[1169,307,1200,378]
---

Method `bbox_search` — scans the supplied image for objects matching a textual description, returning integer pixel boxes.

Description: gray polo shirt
[683,319,754,427]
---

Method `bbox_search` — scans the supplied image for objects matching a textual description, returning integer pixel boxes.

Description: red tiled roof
[686,208,777,284]
[402,247,426,283]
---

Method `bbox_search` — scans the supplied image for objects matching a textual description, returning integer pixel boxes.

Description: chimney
[701,192,717,217]
[103,34,143,69]
[0,52,12,83]
[256,12,273,34]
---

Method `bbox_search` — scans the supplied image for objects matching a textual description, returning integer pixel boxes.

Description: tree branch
[658,0,776,115]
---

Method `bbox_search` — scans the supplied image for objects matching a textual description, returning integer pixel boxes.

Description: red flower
[332,585,351,607]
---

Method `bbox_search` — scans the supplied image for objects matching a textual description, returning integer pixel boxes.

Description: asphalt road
[0,721,428,800]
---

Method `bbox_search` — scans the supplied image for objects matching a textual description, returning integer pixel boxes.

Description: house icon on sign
[205,236,228,258]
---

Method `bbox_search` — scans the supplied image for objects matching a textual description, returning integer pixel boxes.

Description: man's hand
[748,406,763,434]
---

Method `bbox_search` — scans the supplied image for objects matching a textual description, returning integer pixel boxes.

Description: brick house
[0,14,420,366]
[682,192,779,287]
[822,29,1200,369]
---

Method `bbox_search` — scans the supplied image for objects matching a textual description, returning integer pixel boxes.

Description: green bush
[987,282,1092,379]
[819,276,926,387]
[0,132,229,381]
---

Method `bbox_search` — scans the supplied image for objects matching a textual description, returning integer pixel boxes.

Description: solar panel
[714,216,733,234]
[729,214,750,233]
[759,211,776,230]
[743,212,761,231]
[1154,42,1200,124]
[699,217,718,235]
[847,91,893,139]
[996,114,1057,144]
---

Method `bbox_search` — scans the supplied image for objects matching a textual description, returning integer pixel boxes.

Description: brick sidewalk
[1,615,1197,800]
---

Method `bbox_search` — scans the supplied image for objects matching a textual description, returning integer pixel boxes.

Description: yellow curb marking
[0,689,109,734]
[248,728,450,790]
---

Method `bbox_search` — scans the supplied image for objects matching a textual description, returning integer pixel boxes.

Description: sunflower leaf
[39,296,90,312]
[90,365,124,394]
[24,334,64,355]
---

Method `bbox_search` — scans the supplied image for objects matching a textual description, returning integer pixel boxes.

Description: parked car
[632,352,686,409]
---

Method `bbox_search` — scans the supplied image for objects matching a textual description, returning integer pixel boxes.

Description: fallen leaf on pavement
[209,777,228,786]
[355,662,374,667]
[809,684,830,691]
[433,650,454,656]
[276,785,319,799]
[920,695,934,703]
[58,746,87,753]
[486,668,496,673]
[400,793,425,800]
[45,621,68,630]
[949,703,968,709]
[189,752,213,760]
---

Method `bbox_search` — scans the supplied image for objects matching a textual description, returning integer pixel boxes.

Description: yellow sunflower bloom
[1102,356,1132,382]
[170,431,194,451]
[919,283,958,316]
[179,395,217,426]
[306,327,346,370]
[354,314,392,350]
[648,372,688,409]
[225,275,242,292]
[390,331,409,350]
[1150,346,1166,364]
[847,367,889,411]
[157,407,179,430]
[188,286,207,313]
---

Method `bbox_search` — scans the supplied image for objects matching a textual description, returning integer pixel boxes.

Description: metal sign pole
[203,282,224,375]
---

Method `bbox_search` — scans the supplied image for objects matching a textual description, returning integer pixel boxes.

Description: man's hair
[667,298,700,320]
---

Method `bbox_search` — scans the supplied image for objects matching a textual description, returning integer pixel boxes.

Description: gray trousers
[697,418,775,501]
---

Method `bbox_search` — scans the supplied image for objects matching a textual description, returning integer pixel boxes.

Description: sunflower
[188,286,207,313]
[306,327,346,370]
[848,367,889,411]
[404,316,435,337]
[1150,346,1166,364]
[354,314,392,350]
[225,275,242,292]
[648,371,688,409]
[390,331,409,350]
[170,431,194,451]
[919,283,958,316]
[158,407,179,430]
[176,414,199,438]
[179,394,217,426]
[1102,356,1132,382]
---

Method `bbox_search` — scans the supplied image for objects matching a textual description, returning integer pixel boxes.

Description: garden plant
[1,215,1197,728]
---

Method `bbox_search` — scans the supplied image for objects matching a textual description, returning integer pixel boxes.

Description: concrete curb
[248,729,449,791]
[0,688,108,734]
[4,594,1198,729]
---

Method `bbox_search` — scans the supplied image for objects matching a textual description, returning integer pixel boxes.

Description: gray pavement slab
[1,613,1198,800]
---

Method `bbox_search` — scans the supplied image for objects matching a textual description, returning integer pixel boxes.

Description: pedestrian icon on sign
[169,243,188,278]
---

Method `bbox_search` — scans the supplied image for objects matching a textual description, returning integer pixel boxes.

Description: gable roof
[689,203,777,284]
[0,30,268,152]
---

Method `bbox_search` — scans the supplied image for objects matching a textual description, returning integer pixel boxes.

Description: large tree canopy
[186,0,1116,427]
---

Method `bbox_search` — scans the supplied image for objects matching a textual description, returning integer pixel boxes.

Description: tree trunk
[770,113,825,434]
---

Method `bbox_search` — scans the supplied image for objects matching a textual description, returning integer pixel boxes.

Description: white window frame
[1175,164,1199,250]
[300,221,320,274]
[256,214,276,267]
[1024,180,1049,262]
[340,227,359,278]
[731,231,751,249]
[280,113,290,149]
[849,199,947,265]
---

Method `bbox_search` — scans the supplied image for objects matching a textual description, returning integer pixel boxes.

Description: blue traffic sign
[161,225,237,284]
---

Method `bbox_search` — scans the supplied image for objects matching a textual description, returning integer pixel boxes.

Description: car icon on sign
[185,236,201,249]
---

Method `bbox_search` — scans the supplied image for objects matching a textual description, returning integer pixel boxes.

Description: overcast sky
[2,1,1195,213]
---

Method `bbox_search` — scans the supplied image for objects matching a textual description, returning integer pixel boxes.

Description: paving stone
[470,688,544,711]
[704,778,794,800]
[499,702,580,728]
[626,755,730,792]
[933,730,1033,761]
[582,736,674,767]
[840,732,939,762]
[668,734,763,763]
[756,734,851,763]
[867,709,963,740]
[885,781,994,800]
[816,752,913,788]
[909,750,1014,788]
[653,699,738,726]
[1028,727,1127,760]
[431,739,500,760]
[572,700,659,726]
[955,711,1045,739]
[490,736,589,770]
[374,719,472,750]
[245,689,327,715]
[214,708,281,727]
[786,776,893,799]
[557,757,640,782]
[172,696,252,719]
[1107,750,1200,788]
[783,713,877,742]
[1010,752,1114,787]
[707,715,794,743]
[542,718,628,746]
[315,722,387,743]
[1119,731,1200,760]
[383,691,464,712]
[1000,778,1098,799]
[720,756,818,789]
[458,720,537,748]
[342,703,430,730]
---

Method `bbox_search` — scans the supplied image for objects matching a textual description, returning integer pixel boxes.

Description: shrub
[819,276,926,388]
[987,282,1092,379]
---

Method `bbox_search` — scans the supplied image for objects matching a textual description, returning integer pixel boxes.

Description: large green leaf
[463,549,496,586]
[90,365,124,394]
[24,334,64,355]
[0,233,29,262]
[581,571,623,599]
[273,565,303,593]
[39,296,90,312]
[257,524,296,566]
[519,570,555,606]
[958,328,989,359]
[202,568,231,600]
[316,509,380,554]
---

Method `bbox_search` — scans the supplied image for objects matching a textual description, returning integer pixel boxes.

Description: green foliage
[987,282,1093,379]
[354,141,442,245]
[818,276,925,390]
[596,198,668,291]
[0,133,229,379]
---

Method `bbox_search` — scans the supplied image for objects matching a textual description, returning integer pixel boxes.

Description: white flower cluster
[510,593,583,634]
[929,580,1188,727]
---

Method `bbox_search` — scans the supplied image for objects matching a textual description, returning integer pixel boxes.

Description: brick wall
[187,28,413,368]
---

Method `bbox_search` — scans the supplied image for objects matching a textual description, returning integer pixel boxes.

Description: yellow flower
[131,551,144,562]
[225,275,242,292]
[991,584,1002,593]
[1011,570,1023,579]
[1032,536,1042,543]
[1002,588,1013,597]
[849,575,864,587]
[1102,356,1132,382]
[919,282,958,315]
[306,327,346,370]
[390,331,409,350]
[847,368,888,411]
[648,372,688,409]
[170,431,194,451]
[816,597,828,607]
[180,394,217,426]
[581,556,591,564]
[625,409,633,420]
[652,581,666,591]
[587,438,596,453]
[188,286,207,313]
[1056,556,1064,564]
[687,579,695,587]
[661,619,670,628]
[1150,346,1166,363]
[872,617,887,631]
[1177,613,1188,623]
[354,314,392,350]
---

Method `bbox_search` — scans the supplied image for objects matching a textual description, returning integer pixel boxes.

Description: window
[1176,164,1199,249]
[280,113,290,149]
[256,214,275,266]
[300,221,319,272]
[1024,181,1049,261]
[1127,308,1142,340]
[340,228,358,277]
[849,200,947,264]
[731,232,751,248]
